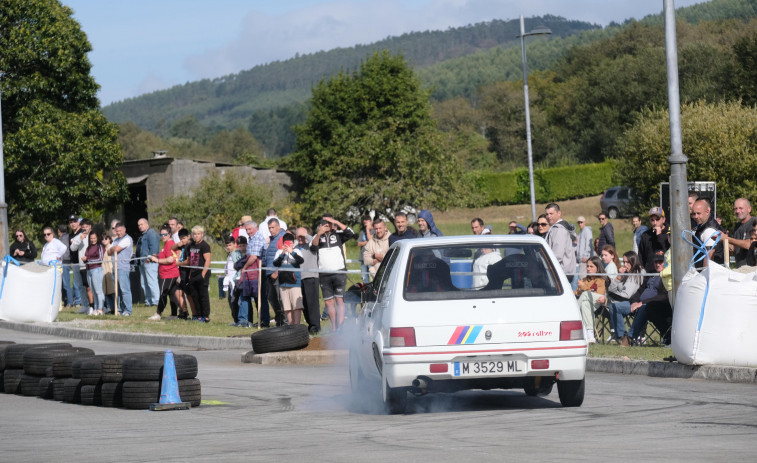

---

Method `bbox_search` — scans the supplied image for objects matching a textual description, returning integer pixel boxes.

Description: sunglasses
[15,234,24,238]
[44,232,53,236]
[537,223,548,227]
[599,217,607,221]
[160,233,169,236]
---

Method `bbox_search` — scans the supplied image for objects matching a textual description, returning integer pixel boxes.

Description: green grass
[589,344,674,362]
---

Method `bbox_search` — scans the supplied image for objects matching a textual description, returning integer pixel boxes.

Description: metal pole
[664,0,691,307]
[0,84,8,260]
[520,15,538,223]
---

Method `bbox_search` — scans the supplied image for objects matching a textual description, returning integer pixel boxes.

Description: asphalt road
[1,329,755,462]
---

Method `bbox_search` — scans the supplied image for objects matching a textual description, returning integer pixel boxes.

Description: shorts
[280,286,304,312]
[319,272,347,301]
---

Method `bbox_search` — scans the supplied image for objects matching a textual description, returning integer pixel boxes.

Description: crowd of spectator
[15,194,755,344]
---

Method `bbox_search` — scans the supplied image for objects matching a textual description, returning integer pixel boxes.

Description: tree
[154,171,275,242]
[287,51,464,223]
[615,101,757,230]
[1,0,127,225]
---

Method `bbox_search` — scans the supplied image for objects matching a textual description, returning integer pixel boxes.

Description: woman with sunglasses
[534,214,550,238]
[10,229,37,263]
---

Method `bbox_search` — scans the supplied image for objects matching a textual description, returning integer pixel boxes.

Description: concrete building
[116,152,294,234]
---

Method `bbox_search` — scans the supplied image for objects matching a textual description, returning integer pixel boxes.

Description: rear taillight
[389,327,416,347]
[429,363,448,373]
[560,321,584,341]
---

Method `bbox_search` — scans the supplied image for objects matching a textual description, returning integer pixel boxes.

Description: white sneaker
[88,308,94,316]
[587,329,596,344]
[148,313,161,321]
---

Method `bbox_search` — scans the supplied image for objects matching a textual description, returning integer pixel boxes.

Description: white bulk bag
[672,262,757,367]
[0,257,61,323]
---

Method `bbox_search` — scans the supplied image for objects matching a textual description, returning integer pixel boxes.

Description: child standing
[273,232,305,326]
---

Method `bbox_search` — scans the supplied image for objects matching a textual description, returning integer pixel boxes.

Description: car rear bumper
[382,344,587,388]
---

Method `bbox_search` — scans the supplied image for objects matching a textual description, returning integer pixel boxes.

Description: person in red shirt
[148,224,181,320]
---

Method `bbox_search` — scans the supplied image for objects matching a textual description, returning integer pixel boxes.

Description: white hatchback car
[349,235,587,413]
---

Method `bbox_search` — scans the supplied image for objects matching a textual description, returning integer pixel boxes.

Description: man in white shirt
[40,226,68,264]
[259,209,288,241]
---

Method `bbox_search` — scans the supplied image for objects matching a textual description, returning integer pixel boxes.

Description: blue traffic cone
[150,349,190,411]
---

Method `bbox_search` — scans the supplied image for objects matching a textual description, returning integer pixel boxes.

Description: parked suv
[600,186,634,219]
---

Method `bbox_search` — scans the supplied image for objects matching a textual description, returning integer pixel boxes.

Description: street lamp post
[518,16,551,222]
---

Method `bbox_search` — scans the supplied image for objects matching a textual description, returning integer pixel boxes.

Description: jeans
[629,300,673,341]
[61,264,77,306]
[609,300,632,338]
[87,267,105,311]
[72,265,89,309]
[238,292,258,325]
[360,262,371,284]
[114,267,132,315]
[139,262,160,306]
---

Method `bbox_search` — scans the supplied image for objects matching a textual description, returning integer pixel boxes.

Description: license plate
[453,360,525,377]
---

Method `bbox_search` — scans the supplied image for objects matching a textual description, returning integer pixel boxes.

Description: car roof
[390,234,547,251]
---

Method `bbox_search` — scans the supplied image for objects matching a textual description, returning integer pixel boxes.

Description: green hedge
[473,160,616,205]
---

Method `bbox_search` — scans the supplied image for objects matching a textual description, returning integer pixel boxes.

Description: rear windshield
[402,243,563,301]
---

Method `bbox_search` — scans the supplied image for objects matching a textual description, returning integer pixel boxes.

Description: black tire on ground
[3,369,23,394]
[121,378,201,409]
[382,380,407,415]
[557,378,585,407]
[0,371,4,393]
[52,378,66,401]
[23,347,95,376]
[39,377,55,399]
[20,374,43,396]
[0,342,17,371]
[101,382,124,408]
[250,324,309,354]
[80,384,103,406]
[50,350,97,377]
[4,343,72,369]
[62,378,83,403]
[523,376,555,397]
[122,354,198,381]
[101,352,163,383]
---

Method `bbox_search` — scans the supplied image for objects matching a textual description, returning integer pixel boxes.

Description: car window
[617,188,629,200]
[374,248,399,302]
[403,243,563,301]
[604,189,617,199]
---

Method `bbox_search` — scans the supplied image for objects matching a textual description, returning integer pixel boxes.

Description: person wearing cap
[67,215,85,309]
[575,216,594,279]
[311,214,355,331]
[631,215,648,255]
[70,218,94,314]
[628,252,672,345]
[638,206,671,274]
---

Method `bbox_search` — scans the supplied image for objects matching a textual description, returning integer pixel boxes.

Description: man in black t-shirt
[728,198,757,268]
[183,226,212,322]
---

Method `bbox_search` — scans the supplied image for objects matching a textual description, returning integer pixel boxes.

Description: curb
[0,320,251,350]
[242,349,348,365]
[587,358,757,384]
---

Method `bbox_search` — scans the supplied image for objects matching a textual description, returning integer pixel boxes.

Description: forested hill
[102,15,598,131]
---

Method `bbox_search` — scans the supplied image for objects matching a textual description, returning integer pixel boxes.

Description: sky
[62,0,708,106]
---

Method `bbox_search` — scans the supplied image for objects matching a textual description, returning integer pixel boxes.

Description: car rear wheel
[557,378,585,407]
[381,371,407,414]
[607,207,619,219]
[524,376,555,397]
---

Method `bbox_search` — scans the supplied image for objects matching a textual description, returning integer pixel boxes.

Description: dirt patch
[301,335,347,351]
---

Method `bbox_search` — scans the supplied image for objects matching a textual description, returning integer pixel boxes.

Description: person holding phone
[273,232,305,326]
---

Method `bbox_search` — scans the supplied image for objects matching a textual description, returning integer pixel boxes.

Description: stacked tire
[121,353,201,409]
[2,343,71,394]
[250,324,309,354]
[0,341,201,410]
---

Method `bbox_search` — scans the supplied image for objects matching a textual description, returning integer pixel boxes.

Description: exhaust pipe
[411,377,429,395]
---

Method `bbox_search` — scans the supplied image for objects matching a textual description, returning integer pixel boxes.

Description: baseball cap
[576,216,586,223]
[68,214,78,222]
[649,207,665,218]
[653,252,665,262]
